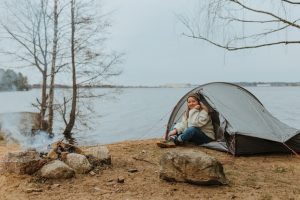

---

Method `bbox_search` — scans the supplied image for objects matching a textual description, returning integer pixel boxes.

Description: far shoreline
[1,81,299,92]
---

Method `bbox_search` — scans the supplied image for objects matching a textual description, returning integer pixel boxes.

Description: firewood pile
[46,140,84,160]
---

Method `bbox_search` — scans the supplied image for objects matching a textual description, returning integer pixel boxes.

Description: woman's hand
[168,129,177,136]
[194,105,201,110]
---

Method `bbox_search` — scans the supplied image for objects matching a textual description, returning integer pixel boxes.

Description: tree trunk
[40,70,48,130]
[63,0,77,143]
[47,0,59,135]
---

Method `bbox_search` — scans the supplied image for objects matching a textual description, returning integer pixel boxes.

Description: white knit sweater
[174,108,215,140]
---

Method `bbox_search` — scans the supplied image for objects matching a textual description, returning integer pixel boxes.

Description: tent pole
[282,142,300,158]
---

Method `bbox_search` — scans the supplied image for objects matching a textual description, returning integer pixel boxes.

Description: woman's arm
[173,115,188,134]
[188,107,210,127]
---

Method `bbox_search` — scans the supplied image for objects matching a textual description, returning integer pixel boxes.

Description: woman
[158,93,215,147]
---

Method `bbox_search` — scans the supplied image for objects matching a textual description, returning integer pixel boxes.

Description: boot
[156,140,176,148]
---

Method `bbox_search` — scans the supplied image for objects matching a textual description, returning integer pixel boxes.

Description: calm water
[1,87,300,146]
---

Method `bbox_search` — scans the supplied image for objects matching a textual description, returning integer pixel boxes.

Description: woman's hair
[185,93,201,118]
[187,93,200,103]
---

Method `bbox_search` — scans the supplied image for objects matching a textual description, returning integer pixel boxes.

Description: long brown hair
[185,93,201,118]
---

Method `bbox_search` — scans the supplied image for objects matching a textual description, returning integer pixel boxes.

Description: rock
[51,184,61,188]
[89,171,96,176]
[84,146,111,166]
[39,160,75,179]
[65,153,92,174]
[26,188,43,193]
[128,169,138,173]
[117,177,125,183]
[159,149,227,185]
[1,150,46,175]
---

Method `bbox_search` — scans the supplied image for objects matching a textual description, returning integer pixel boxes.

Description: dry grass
[0,138,300,200]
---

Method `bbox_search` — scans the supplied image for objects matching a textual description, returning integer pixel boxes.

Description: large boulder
[159,149,227,185]
[65,153,92,174]
[39,160,75,179]
[0,150,46,175]
[83,146,111,166]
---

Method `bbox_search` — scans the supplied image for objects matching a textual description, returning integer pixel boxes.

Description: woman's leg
[177,127,213,145]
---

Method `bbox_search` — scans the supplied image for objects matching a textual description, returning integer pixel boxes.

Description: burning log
[47,141,84,160]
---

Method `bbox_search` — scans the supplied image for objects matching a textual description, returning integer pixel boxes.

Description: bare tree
[1,0,67,134]
[179,0,300,51]
[1,0,53,129]
[63,0,77,139]
[1,0,122,142]
[47,0,59,134]
[60,0,123,141]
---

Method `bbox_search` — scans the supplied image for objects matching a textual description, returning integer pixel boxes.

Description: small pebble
[117,177,125,183]
[89,171,96,176]
[52,184,61,188]
[26,188,43,193]
[128,169,138,173]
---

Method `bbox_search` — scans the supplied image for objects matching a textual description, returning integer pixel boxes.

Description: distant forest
[0,68,29,91]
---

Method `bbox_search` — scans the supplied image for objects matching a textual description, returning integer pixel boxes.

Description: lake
[1,86,300,146]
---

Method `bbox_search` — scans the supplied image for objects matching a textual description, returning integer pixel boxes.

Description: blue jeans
[177,127,213,145]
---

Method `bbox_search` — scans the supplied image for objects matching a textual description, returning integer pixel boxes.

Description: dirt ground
[0,138,300,200]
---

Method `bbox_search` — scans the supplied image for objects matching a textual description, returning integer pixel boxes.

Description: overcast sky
[2,0,299,86]
[101,0,300,86]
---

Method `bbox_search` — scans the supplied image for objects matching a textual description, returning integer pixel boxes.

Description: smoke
[0,113,61,152]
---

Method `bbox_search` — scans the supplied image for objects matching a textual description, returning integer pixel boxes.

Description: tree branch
[183,33,300,51]
[219,16,281,24]
[231,0,300,29]
[2,24,44,73]
[282,0,300,5]
[228,22,296,44]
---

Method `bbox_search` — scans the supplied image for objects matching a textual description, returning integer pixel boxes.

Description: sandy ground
[0,138,300,200]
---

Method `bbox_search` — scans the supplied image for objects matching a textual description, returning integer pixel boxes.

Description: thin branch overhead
[282,0,300,5]
[180,0,300,51]
[183,33,300,51]
[230,0,300,29]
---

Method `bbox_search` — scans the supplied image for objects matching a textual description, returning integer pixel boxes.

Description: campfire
[1,140,111,179]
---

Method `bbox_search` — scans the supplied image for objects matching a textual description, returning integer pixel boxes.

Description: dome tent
[165,82,300,155]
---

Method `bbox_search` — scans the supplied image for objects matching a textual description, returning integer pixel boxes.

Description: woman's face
[187,97,200,109]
